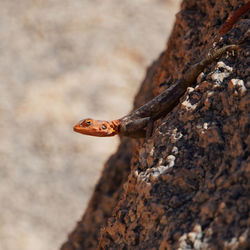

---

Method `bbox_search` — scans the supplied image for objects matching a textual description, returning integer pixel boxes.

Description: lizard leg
[120,117,151,138]
[146,118,154,138]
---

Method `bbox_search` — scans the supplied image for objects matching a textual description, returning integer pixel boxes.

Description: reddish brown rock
[61,0,249,249]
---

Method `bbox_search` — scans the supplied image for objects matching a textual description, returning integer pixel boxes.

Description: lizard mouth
[73,125,81,133]
[73,125,92,135]
[73,124,104,136]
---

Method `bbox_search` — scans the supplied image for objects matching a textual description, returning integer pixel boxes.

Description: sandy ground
[0,0,180,249]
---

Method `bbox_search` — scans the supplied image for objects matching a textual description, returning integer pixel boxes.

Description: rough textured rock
[61,0,249,249]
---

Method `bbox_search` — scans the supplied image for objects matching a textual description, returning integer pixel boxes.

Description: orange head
[73,118,119,137]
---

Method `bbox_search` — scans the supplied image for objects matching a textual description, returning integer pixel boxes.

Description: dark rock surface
[0,1,179,249]
[61,0,249,249]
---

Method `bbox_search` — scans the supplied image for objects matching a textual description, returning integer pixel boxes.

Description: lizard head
[73,118,119,137]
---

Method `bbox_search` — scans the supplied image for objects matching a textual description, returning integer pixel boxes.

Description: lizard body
[73,44,240,138]
[74,2,249,138]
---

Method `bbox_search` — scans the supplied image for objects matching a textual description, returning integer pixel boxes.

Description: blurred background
[0,0,180,249]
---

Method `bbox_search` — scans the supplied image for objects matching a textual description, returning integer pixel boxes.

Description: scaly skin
[74,118,120,137]
[73,2,249,138]
[73,45,240,138]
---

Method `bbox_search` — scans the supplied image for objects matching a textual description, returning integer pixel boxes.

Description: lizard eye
[102,124,107,130]
[86,120,91,126]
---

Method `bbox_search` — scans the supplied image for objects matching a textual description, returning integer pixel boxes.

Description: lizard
[73,2,249,138]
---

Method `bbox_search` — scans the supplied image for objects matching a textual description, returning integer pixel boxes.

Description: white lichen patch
[187,87,195,93]
[158,158,164,166]
[181,94,198,111]
[224,229,249,250]
[239,229,248,244]
[196,122,209,135]
[210,61,233,87]
[224,237,238,249]
[172,146,178,155]
[228,79,247,96]
[197,72,205,84]
[166,155,176,168]
[178,224,208,250]
[138,155,176,182]
[134,170,139,177]
[204,91,214,108]
[217,61,233,72]
[170,128,183,143]
[203,122,208,130]
[149,147,155,157]
[207,91,214,97]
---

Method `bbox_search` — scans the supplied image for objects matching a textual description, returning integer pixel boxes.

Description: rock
[61,0,250,249]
